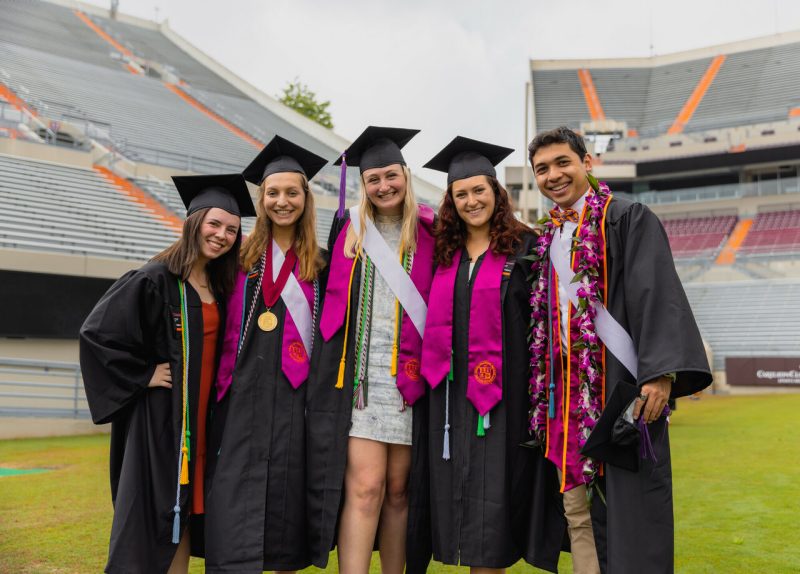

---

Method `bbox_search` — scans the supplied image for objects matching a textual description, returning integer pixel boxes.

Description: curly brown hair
[434,176,526,267]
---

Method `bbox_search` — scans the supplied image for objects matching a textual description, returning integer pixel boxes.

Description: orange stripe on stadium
[164,83,263,149]
[577,69,606,121]
[715,218,752,265]
[0,83,37,117]
[73,10,140,73]
[790,108,800,118]
[94,166,184,233]
[668,55,726,135]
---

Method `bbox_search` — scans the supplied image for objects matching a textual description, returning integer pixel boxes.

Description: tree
[278,79,334,129]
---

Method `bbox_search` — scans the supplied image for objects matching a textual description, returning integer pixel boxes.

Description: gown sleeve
[613,202,713,397]
[79,269,168,424]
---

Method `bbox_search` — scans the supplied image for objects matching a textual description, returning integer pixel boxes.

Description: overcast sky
[84,0,800,186]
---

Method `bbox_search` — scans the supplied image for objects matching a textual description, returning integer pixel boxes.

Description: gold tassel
[390,343,398,376]
[179,446,190,485]
[336,358,346,388]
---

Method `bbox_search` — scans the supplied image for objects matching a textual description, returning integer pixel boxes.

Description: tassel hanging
[336,358,346,388]
[179,446,190,485]
[548,382,556,419]
[476,414,486,437]
[337,154,347,217]
[354,380,366,409]
[172,504,182,544]
[483,412,491,429]
[390,343,398,376]
[442,375,451,460]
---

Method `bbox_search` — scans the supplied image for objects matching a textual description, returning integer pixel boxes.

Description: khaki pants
[558,470,601,574]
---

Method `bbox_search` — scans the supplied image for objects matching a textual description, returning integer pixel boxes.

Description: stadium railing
[0,358,88,419]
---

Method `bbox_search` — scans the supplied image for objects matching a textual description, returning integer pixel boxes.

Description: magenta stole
[215,263,315,401]
[420,249,506,416]
[319,205,435,406]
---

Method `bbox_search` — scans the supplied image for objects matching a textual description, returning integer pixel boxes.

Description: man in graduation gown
[79,174,254,573]
[525,127,712,574]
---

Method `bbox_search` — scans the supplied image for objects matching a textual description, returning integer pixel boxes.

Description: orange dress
[192,301,219,515]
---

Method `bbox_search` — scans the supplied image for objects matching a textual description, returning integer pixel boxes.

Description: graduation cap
[242,135,328,185]
[423,136,514,185]
[334,126,420,172]
[172,173,256,217]
[580,380,641,472]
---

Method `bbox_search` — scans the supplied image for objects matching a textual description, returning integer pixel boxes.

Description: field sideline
[1,394,798,573]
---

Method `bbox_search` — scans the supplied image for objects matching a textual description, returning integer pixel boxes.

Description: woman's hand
[148,363,172,389]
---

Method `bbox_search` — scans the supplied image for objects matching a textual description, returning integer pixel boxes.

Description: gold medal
[258,310,278,332]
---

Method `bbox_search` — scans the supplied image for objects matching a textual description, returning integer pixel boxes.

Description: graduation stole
[215,241,316,401]
[528,179,612,492]
[173,278,191,543]
[319,204,435,406]
[421,248,507,430]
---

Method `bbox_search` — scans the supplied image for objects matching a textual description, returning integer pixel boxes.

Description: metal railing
[0,357,88,419]
[630,177,800,206]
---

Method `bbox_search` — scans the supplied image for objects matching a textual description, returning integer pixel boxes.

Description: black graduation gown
[528,197,713,573]
[79,261,223,574]
[305,213,431,573]
[424,233,543,568]
[203,262,316,573]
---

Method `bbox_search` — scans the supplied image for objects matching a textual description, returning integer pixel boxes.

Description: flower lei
[529,175,610,486]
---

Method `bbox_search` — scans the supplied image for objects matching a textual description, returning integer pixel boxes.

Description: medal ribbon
[263,242,297,309]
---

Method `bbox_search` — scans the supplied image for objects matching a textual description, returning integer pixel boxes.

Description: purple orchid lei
[529,177,611,486]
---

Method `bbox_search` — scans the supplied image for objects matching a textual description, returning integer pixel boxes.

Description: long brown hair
[434,176,525,267]
[152,207,242,297]
[239,173,323,281]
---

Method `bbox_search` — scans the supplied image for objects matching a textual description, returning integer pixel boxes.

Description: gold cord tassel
[179,446,190,485]
[336,357,346,388]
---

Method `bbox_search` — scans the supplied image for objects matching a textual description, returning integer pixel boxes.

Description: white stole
[549,236,639,379]
[349,206,427,338]
[272,239,313,357]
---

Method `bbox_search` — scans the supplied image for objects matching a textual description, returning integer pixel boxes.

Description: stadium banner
[725,357,800,386]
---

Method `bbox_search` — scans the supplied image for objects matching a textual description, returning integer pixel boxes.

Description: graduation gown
[528,197,713,573]
[305,212,432,572]
[79,261,223,574]
[422,233,547,568]
[203,261,318,573]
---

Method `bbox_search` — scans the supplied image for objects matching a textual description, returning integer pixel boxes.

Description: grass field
[1,394,798,573]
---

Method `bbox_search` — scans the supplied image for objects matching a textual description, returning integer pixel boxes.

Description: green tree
[278,79,334,129]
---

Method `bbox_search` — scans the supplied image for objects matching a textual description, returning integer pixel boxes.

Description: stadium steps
[716,218,753,265]
[163,83,262,149]
[0,154,178,260]
[93,166,184,233]
[577,69,606,121]
[71,9,143,75]
[668,55,726,134]
[684,279,800,370]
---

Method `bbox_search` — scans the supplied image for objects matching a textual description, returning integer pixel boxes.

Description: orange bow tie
[549,208,579,228]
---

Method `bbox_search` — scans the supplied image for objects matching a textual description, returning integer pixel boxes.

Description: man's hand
[633,375,671,424]
[148,363,172,389]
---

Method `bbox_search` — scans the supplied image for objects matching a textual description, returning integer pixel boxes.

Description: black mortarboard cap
[242,135,328,185]
[423,136,514,185]
[580,380,641,472]
[172,173,256,217]
[334,126,420,172]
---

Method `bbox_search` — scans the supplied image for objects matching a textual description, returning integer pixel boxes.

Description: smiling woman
[79,174,254,574]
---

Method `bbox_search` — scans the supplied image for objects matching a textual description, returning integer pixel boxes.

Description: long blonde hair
[344,165,418,258]
[240,174,323,281]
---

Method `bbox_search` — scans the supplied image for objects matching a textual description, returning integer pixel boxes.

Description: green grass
[0,394,798,573]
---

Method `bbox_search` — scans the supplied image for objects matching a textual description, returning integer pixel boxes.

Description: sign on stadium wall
[725,357,800,386]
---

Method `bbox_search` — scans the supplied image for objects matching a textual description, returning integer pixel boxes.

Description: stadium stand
[0,153,178,260]
[684,279,800,371]
[662,214,738,259]
[0,40,256,172]
[738,209,800,256]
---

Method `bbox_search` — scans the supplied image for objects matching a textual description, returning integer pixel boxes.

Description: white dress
[349,214,413,445]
